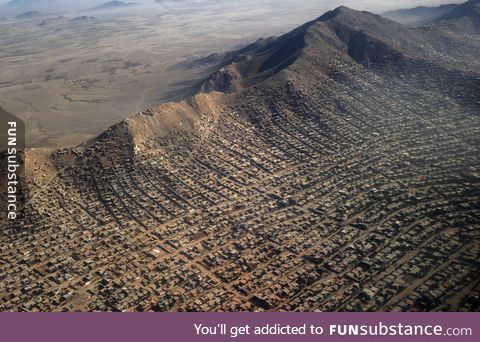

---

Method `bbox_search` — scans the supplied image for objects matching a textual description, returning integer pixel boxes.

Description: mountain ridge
[33,2,479,180]
[38,3,480,158]
[382,3,458,27]
[89,1,138,11]
[198,5,480,95]
[435,0,480,21]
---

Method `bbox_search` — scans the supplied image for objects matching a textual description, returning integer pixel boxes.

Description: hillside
[433,0,480,34]
[201,5,480,93]
[382,0,480,34]
[14,10,42,19]
[382,4,457,26]
[436,0,480,21]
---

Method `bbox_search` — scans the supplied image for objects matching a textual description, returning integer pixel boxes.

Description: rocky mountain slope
[433,0,480,34]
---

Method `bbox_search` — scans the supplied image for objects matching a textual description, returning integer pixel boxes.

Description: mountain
[14,10,42,19]
[2,0,84,17]
[89,0,138,11]
[6,0,46,7]
[382,0,480,33]
[4,0,53,15]
[1,5,479,312]
[436,0,480,20]
[200,24,309,92]
[433,0,480,34]
[382,3,457,27]
[200,4,480,93]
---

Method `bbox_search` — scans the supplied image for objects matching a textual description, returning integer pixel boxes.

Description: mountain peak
[317,5,356,21]
[315,5,394,28]
[332,5,353,13]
